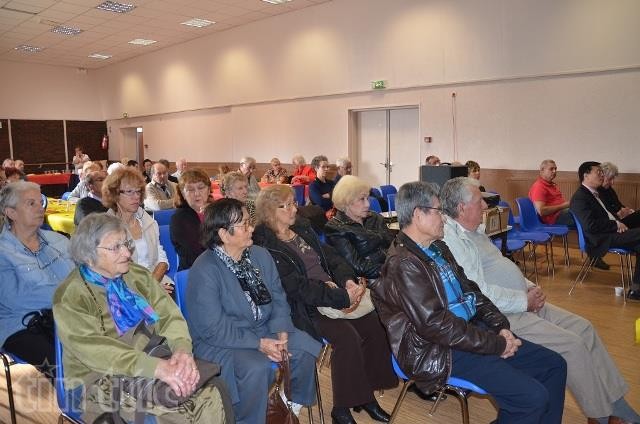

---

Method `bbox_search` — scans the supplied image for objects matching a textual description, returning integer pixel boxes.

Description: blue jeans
[451,339,567,424]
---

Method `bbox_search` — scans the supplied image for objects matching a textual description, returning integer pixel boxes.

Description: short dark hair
[127,160,138,167]
[158,159,170,168]
[578,161,600,182]
[310,155,328,170]
[143,159,152,165]
[201,198,245,248]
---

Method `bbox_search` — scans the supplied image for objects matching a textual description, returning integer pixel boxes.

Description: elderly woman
[238,156,261,199]
[308,155,335,212]
[53,213,228,423]
[261,157,288,184]
[222,171,256,224]
[290,154,316,185]
[253,185,396,424]
[170,169,211,270]
[187,198,319,424]
[599,162,640,229]
[102,167,174,295]
[325,175,395,280]
[0,181,75,378]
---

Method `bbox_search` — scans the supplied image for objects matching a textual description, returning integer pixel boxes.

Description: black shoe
[626,289,640,301]
[592,257,610,270]
[331,407,357,424]
[408,385,446,402]
[353,401,390,422]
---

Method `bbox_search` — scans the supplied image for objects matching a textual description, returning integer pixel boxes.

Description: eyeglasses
[230,220,252,231]
[119,189,142,197]
[97,239,135,253]
[277,201,298,210]
[418,206,444,215]
[183,185,209,195]
[23,238,65,270]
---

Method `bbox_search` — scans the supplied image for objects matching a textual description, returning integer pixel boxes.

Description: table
[27,173,72,186]
[45,199,76,235]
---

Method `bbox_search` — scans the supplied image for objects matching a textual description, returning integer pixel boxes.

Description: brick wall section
[11,120,65,170]
[66,120,108,163]
[0,120,9,161]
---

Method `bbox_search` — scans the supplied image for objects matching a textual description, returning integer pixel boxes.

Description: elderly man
[158,159,178,183]
[571,161,640,301]
[425,155,441,166]
[333,157,352,184]
[373,180,567,424]
[68,161,101,201]
[73,170,108,226]
[528,159,574,225]
[172,158,187,179]
[144,162,177,211]
[442,177,640,424]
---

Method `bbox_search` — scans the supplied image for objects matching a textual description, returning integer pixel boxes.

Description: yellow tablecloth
[45,198,76,235]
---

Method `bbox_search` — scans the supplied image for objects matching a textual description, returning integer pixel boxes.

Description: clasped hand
[259,332,289,362]
[154,350,199,398]
[499,329,522,359]
[342,279,366,313]
[526,286,546,313]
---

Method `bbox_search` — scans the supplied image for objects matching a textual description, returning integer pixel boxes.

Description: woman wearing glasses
[253,185,396,424]
[187,198,319,424]
[170,169,211,270]
[102,168,174,295]
[0,181,75,379]
[53,213,229,423]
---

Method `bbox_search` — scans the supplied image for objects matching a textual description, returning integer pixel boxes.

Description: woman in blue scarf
[53,213,228,423]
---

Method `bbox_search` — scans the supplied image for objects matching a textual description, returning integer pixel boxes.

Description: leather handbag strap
[280,350,292,400]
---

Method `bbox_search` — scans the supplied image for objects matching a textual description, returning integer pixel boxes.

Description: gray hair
[539,159,556,170]
[310,155,328,170]
[441,177,480,219]
[396,181,440,229]
[291,154,306,166]
[71,213,127,266]
[335,157,351,168]
[600,162,619,179]
[0,181,41,222]
[240,156,256,165]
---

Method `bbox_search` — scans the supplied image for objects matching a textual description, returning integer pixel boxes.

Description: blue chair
[370,188,383,199]
[389,355,488,424]
[292,185,305,207]
[379,185,397,199]
[152,208,177,226]
[368,196,382,213]
[41,193,49,210]
[0,350,30,424]
[516,197,570,272]
[158,225,178,280]
[173,270,325,423]
[569,211,632,301]
[54,331,85,423]
[61,192,72,201]
[387,193,396,212]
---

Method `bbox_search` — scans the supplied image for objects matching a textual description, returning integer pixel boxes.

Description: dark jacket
[309,178,335,212]
[570,185,618,257]
[252,217,352,340]
[324,210,394,279]
[372,232,509,393]
[73,196,108,226]
[597,185,624,216]
[170,205,205,270]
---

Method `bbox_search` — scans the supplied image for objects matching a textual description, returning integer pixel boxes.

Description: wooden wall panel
[65,120,108,163]
[0,119,9,161]
[11,119,65,170]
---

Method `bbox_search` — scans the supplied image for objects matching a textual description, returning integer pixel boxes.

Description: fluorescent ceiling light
[96,1,135,14]
[88,53,112,59]
[51,25,83,36]
[181,18,215,28]
[14,44,43,52]
[262,0,292,3]
[128,38,157,45]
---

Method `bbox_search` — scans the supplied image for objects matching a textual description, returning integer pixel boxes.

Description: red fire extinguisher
[101,134,109,150]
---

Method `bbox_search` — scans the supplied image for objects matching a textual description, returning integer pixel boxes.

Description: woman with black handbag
[53,213,230,423]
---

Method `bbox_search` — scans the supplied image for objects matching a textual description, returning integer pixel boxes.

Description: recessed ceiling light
[262,0,292,3]
[96,1,135,14]
[14,44,43,52]
[51,25,83,36]
[88,53,112,60]
[181,18,215,28]
[128,38,157,46]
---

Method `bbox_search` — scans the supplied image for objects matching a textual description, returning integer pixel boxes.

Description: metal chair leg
[314,365,324,424]
[563,234,570,267]
[443,385,471,424]
[569,256,596,295]
[1,352,17,424]
[389,380,413,424]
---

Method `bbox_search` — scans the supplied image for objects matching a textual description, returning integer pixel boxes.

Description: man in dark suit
[570,161,640,300]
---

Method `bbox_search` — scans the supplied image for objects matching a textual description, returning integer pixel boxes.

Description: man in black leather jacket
[372,181,567,424]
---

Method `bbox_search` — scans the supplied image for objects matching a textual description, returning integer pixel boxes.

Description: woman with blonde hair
[102,167,174,295]
[222,171,256,224]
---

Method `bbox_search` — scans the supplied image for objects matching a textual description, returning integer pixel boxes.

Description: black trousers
[3,329,56,380]
[621,210,640,229]
[316,311,398,408]
[609,227,640,287]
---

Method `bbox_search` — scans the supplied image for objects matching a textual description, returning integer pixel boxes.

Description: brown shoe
[609,416,634,424]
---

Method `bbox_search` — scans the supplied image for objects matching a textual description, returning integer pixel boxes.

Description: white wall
[0,60,103,120]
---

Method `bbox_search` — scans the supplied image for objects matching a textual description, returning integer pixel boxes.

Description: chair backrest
[153,208,177,226]
[515,197,541,231]
[368,196,382,213]
[54,330,84,422]
[41,193,49,210]
[498,200,516,226]
[387,193,396,212]
[370,188,383,199]
[391,354,409,380]
[292,184,305,207]
[569,211,587,253]
[158,225,178,279]
[174,269,190,319]
[379,185,397,198]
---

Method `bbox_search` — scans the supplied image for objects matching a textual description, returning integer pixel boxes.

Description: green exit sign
[372,80,386,89]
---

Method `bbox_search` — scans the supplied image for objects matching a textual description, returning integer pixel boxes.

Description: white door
[354,107,420,188]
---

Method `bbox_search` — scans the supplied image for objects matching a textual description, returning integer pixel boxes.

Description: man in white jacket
[441,177,639,424]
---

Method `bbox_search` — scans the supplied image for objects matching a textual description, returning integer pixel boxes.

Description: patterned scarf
[80,264,159,336]
[213,246,272,321]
